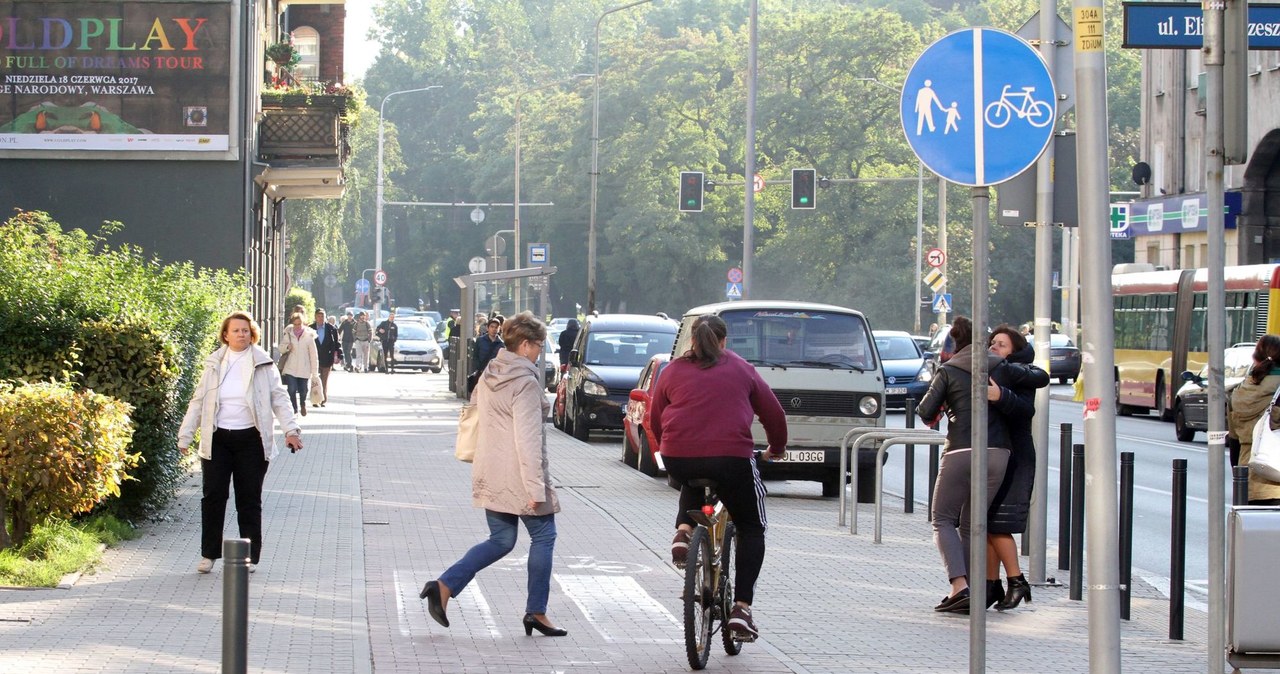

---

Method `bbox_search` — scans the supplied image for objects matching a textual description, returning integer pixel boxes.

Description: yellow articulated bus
[1112,264,1280,419]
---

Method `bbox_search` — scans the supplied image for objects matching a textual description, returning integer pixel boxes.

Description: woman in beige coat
[279,312,319,415]
[1228,334,1280,505]
[420,312,566,636]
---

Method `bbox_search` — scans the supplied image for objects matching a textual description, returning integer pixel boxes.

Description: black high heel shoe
[996,574,1032,611]
[419,580,449,627]
[986,579,1005,610]
[523,613,568,637]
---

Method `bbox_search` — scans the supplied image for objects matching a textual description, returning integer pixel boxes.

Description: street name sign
[900,27,1057,187]
[1123,2,1280,49]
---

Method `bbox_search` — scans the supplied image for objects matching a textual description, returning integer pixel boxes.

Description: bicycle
[679,478,744,670]
[983,84,1054,129]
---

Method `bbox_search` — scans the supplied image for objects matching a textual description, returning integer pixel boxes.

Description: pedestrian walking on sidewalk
[312,309,340,406]
[279,312,319,416]
[420,311,568,637]
[1228,334,1280,504]
[354,312,373,372]
[178,311,303,574]
[984,325,1049,611]
[916,316,1013,615]
[650,314,788,642]
[338,311,356,372]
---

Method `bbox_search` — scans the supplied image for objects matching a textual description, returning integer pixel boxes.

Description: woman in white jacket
[178,311,303,574]
[279,312,320,415]
[420,311,566,637]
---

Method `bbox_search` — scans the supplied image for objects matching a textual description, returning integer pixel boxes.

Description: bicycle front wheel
[720,522,742,656]
[684,526,713,670]
[1026,100,1054,128]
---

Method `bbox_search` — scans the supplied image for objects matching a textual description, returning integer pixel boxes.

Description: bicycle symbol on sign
[983,85,1054,129]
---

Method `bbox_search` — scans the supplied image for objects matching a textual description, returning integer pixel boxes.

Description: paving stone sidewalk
[0,371,1215,673]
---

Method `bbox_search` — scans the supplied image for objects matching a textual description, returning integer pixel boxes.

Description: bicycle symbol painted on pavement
[983,85,1054,129]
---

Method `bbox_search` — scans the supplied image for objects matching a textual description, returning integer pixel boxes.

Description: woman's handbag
[308,375,324,406]
[455,403,479,463]
[1250,389,1280,482]
[277,349,291,373]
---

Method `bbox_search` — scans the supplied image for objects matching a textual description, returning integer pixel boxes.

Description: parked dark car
[557,314,678,441]
[1048,333,1082,384]
[1173,346,1255,442]
[622,353,671,476]
[873,330,933,410]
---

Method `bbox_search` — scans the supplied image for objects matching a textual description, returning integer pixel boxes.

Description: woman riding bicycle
[650,315,788,642]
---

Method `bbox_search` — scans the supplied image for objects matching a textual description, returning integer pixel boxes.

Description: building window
[1147,243,1160,267]
[290,27,320,82]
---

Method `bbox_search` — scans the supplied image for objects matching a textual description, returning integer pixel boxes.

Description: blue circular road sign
[355,278,370,293]
[900,27,1056,187]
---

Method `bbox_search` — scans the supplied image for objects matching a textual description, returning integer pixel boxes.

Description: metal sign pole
[969,185,991,672]
[1204,2,1229,672]
[1071,2,1122,671]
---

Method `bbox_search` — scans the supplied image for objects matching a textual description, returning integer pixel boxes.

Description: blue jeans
[439,510,557,614]
[283,374,308,411]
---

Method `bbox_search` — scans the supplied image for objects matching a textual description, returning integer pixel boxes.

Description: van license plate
[777,450,824,463]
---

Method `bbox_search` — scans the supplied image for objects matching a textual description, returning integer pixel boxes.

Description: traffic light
[371,287,386,304]
[792,168,816,209]
[678,171,704,212]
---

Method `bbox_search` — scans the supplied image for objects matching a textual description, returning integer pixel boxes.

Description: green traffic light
[800,197,810,204]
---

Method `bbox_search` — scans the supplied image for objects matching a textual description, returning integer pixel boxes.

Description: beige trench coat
[470,349,559,516]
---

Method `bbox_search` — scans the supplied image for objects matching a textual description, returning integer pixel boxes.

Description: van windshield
[719,309,875,370]
[585,331,676,366]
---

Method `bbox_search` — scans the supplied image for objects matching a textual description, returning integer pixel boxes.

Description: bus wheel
[1155,378,1172,421]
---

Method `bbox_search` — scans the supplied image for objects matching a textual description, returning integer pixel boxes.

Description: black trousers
[201,428,270,563]
[663,454,768,605]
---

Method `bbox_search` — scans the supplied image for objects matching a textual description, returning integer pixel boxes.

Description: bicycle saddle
[686,478,718,489]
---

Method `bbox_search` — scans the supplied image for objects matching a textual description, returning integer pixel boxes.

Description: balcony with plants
[256,40,354,199]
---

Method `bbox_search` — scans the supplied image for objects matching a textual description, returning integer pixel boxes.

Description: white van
[673,301,886,497]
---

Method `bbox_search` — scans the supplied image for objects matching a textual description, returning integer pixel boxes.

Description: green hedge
[0,211,247,518]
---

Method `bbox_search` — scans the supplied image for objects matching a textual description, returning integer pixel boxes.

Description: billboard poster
[0,1,232,153]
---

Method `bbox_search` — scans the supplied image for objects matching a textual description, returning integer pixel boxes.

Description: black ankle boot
[986,579,1005,609]
[996,575,1032,611]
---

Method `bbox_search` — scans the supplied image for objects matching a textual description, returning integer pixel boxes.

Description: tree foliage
[314,0,1139,329]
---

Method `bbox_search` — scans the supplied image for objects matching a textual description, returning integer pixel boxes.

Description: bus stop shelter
[451,266,556,399]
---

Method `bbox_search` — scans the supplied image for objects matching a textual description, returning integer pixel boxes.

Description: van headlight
[859,396,880,416]
[583,380,608,396]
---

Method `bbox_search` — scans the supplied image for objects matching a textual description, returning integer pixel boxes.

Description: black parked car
[1048,333,1082,384]
[557,314,678,441]
[1173,346,1255,442]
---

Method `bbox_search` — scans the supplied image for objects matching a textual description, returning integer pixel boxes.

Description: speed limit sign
[374,269,388,286]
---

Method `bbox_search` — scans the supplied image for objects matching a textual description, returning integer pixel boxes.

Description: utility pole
[1071,2,1121,670]
[1203,2,1229,672]
[1028,0,1057,588]
[742,0,758,299]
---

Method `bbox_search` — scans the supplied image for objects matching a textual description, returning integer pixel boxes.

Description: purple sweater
[650,350,788,459]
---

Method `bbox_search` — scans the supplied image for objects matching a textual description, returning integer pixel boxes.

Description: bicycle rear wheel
[720,522,742,656]
[683,526,713,670]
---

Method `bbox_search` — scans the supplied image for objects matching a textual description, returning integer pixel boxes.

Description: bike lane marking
[556,574,682,644]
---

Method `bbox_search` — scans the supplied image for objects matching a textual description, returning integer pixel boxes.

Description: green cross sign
[1110,203,1130,240]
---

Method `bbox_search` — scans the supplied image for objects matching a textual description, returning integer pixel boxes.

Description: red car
[622,353,670,476]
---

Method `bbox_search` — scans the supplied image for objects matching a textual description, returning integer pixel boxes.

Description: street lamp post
[590,0,655,314]
[376,86,441,317]
[857,77,927,334]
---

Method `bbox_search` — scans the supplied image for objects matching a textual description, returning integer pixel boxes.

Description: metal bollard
[1069,444,1085,601]
[1058,423,1073,571]
[223,538,251,674]
[904,398,916,514]
[1119,452,1134,620]
[1232,465,1250,506]
[1170,458,1187,640]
